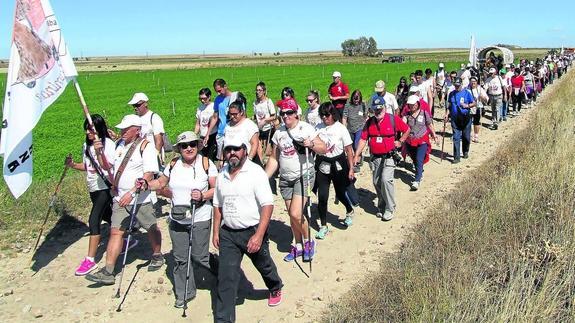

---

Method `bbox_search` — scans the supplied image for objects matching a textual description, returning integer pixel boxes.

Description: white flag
[0,0,77,198]
[468,35,477,68]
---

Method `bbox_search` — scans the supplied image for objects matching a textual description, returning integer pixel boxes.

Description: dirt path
[0,91,544,322]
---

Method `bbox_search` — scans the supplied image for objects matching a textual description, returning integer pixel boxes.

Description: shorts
[111,202,157,230]
[279,172,315,200]
[216,134,225,161]
[473,107,482,126]
[259,128,275,142]
[200,132,218,162]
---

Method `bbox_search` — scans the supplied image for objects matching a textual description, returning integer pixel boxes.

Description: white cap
[127,92,149,105]
[406,95,419,105]
[374,80,385,92]
[332,71,341,78]
[223,136,247,149]
[116,115,142,129]
[439,62,445,68]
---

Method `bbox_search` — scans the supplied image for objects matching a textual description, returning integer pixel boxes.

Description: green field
[1,61,463,184]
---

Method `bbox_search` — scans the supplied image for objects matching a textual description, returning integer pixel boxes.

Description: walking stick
[30,162,69,259]
[304,147,313,273]
[182,202,197,317]
[115,189,141,300]
[441,118,447,162]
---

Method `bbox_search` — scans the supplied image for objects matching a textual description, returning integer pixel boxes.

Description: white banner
[469,35,477,68]
[1,0,77,198]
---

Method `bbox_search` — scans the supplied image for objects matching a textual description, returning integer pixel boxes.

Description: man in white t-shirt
[483,68,507,129]
[414,70,434,109]
[212,136,283,320]
[86,115,164,285]
[127,92,165,163]
[369,80,399,115]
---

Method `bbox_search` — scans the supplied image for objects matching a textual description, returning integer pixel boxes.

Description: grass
[322,70,575,321]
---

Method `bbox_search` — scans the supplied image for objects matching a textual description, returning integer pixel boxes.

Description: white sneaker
[411,181,420,191]
[382,210,394,221]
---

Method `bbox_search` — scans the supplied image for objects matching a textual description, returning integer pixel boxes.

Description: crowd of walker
[63,53,572,322]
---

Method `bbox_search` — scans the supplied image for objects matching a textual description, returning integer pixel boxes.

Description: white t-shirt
[253,98,276,131]
[163,156,217,224]
[113,138,159,205]
[82,137,115,192]
[418,81,431,104]
[315,121,352,158]
[435,70,446,87]
[483,76,505,95]
[460,69,471,88]
[305,106,322,128]
[140,110,165,144]
[224,118,259,154]
[196,102,216,137]
[469,87,487,112]
[213,160,273,230]
[272,121,316,181]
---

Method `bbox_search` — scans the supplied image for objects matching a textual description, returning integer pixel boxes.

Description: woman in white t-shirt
[195,88,217,162]
[142,131,217,308]
[65,115,115,276]
[304,90,322,128]
[314,102,356,238]
[265,98,327,262]
[253,81,277,163]
[224,95,260,165]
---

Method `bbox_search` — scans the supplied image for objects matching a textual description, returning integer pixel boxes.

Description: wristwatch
[130,192,136,198]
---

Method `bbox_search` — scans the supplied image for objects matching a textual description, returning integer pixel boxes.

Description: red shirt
[400,98,431,116]
[328,81,349,110]
[360,114,409,155]
[511,75,524,89]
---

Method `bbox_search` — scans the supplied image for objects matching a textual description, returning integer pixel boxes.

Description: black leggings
[88,189,112,235]
[315,154,353,226]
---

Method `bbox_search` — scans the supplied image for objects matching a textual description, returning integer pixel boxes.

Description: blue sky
[0,0,572,58]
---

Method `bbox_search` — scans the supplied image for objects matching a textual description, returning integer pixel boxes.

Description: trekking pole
[115,189,141,299]
[441,118,447,162]
[304,147,313,273]
[182,200,198,318]
[31,162,69,259]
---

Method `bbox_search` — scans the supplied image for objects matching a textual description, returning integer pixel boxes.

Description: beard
[228,155,244,169]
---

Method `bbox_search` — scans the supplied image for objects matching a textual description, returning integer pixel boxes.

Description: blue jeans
[501,100,508,119]
[406,143,428,181]
[350,130,362,152]
[451,119,472,159]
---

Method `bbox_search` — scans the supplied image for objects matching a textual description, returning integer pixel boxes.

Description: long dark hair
[84,114,110,146]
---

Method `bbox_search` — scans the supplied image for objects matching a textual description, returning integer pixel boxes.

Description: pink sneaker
[268,289,282,307]
[75,258,98,276]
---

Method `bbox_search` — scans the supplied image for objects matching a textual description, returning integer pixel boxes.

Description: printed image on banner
[0,0,77,198]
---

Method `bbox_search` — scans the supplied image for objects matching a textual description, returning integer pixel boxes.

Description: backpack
[168,155,210,175]
[150,112,174,152]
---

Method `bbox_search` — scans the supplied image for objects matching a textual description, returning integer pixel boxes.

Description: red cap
[277,98,298,112]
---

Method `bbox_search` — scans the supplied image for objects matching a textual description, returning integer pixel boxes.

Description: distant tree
[367,37,378,56]
[341,36,378,57]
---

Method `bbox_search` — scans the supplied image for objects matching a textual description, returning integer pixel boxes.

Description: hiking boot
[148,254,165,272]
[452,158,461,164]
[283,245,303,262]
[315,226,329,239]
[75,257,98,276]
[85,267,115,285]
[303,240,315,262]
[120,238,139,255]
[382,210,394,221]
[268,289,282,307]
[410,181,420,191]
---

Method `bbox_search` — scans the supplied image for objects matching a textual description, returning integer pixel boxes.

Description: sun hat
[127,92,149,105]
[115,115,142,129]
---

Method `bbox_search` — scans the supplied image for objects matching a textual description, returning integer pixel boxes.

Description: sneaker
[382,210,394,221]
[85,267,115,285]
[452,158,461,164]
[410,181,420,191]
[148,254,165,272]
[75,257,98,276]
[174,296,195,308]
[462,152,469,159]
[375,212,383,219]
[283,245,303,262]
[303,241,315,262]
[268,289,282,307]
[344,216,353,226]
[502,117,507,121]
[120,238,139,255]
[315,226,329,239]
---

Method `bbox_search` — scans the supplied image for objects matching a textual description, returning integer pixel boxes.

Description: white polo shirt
[213,159,273,229]
[113,138,159,205]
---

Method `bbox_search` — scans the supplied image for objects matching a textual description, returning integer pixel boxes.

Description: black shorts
[200,132,218,162]
[473,108,482,126]
[258,128,275,142]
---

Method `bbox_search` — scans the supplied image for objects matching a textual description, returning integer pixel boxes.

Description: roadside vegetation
[323,71,575,321]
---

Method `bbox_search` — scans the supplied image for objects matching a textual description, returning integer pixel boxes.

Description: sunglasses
[306,99,315,103]
[320,112,331,118]
[224,146,243,153]
[352,96,360,100]
[179,141,198,149]
[132,102,145,108]
[279,110,296,117]
[228,112,241,117]
[199,96,209,101]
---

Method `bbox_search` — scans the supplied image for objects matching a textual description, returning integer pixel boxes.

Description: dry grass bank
[323,70,575,322]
